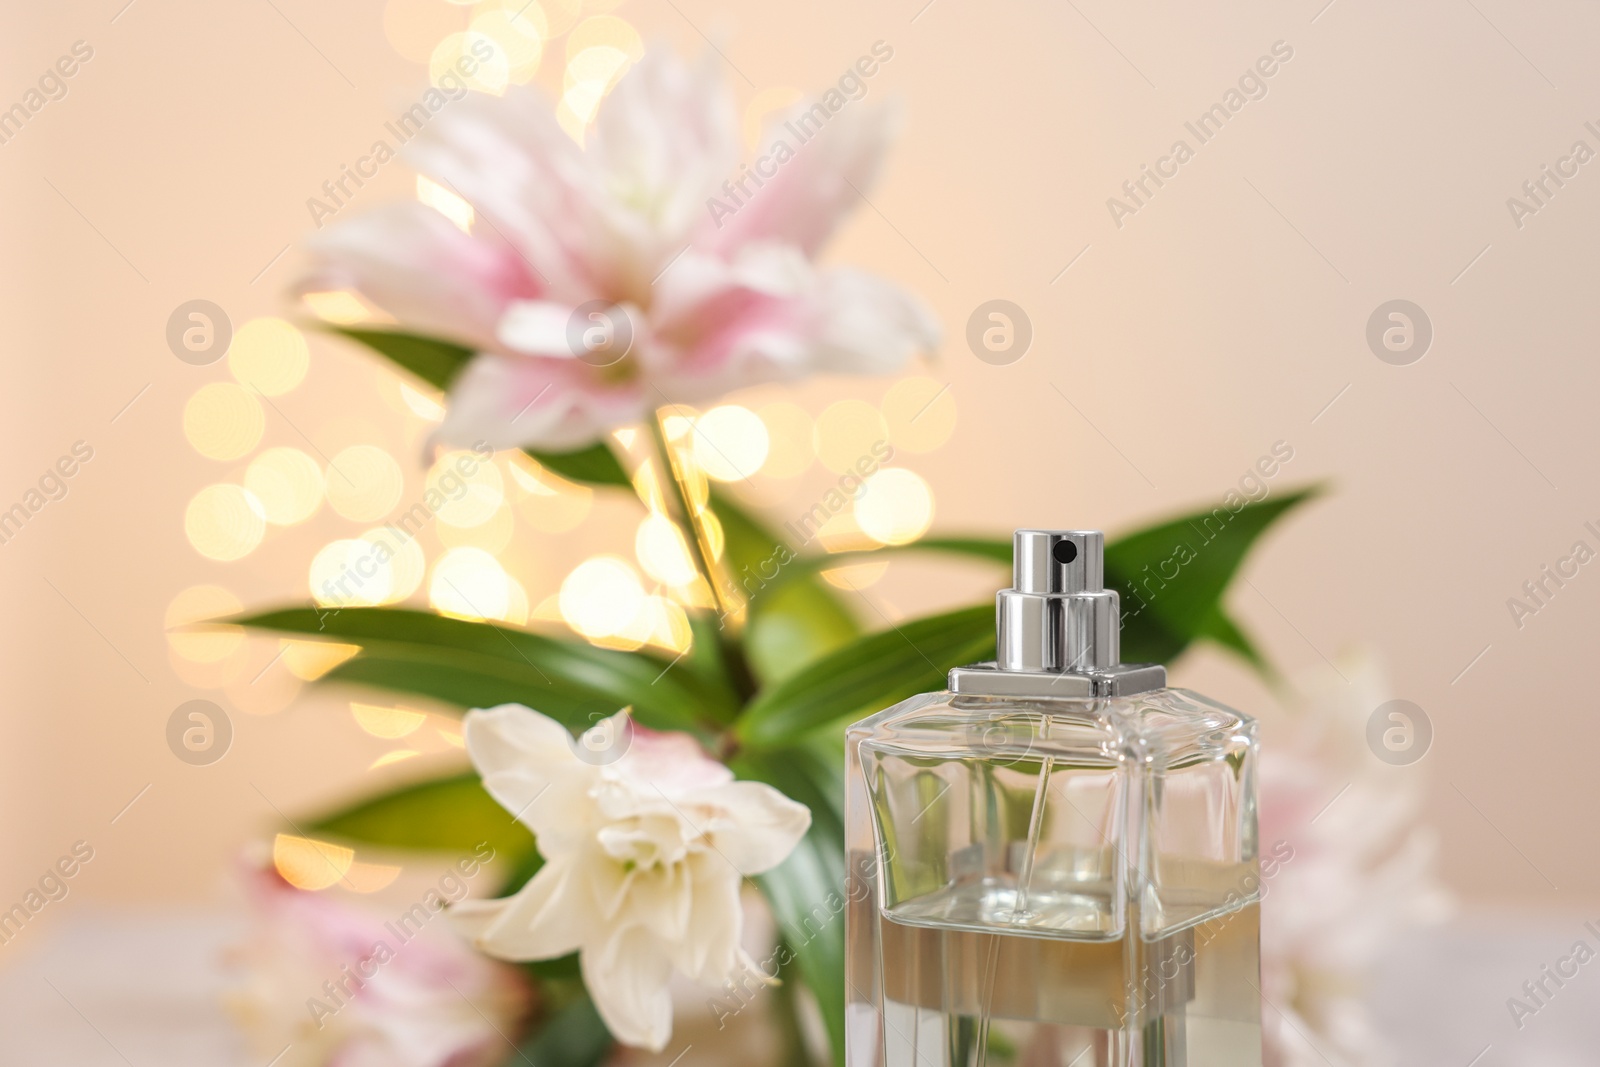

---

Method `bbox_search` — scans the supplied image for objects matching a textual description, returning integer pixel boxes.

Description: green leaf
[234,606,730,732]
[736,749,849,1067]
[1115,609,1186,668]
[1106,486,1321,664]
[726,486,1308,689]
[680,613,746,721]
[769,944,816,1067]
[736,740,844,833]
[710,490,860,684]
[327,327,630,488]
[522,952,582,982]
[755,537,1012,595]
[320,650,592,718]
[736,605,994,750]
[330,327,473,391]
[742,580,860,689]
[495,837,548,897]
[307,772,535,861]
[525,443,630,489]
[1195,607,1271,675]
[517,995,613,1067]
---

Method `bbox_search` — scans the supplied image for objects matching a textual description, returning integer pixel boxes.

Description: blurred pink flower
[297,49,939,451]
[453,705,811,1052]
[226,865,531,1067]
[1256,654,1450,1067]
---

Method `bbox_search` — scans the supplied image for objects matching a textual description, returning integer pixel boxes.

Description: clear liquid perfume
[846,530,1262,1067]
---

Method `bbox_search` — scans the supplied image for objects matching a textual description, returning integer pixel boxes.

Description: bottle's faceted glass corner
[845,687,1263,1067]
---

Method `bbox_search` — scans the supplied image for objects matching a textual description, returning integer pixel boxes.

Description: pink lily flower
[297,49,939,451]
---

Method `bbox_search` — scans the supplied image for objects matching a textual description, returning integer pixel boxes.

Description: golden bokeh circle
[383,0,469,63]
[635,513,697,587]
[540,0,584,37]
[325,445,404,522]
[185,484,267,561]
[565,44,631,91]
[508,457,591,533]
[565,15,642,62]
[399,382,445,421]
[416,175,475,232]
[756,402,814,479]
[283,640,360,681]
[470,6,545,82]
[855,468,935,546]
[183,382,264,461]
[560,45,631,132]
[693,405,769,482]
[631,456,708,514]
[429,450,505,528]
[431,31,510,95]
[437,502,515,554]
[226,656,302,715]
[627,593,691,653]
[244,447,324,526]
[165,585,244,663]
[302,290,380,327]
[815,399,890,475]
[360,525,427,602]
[310,538,395,608]
[229,317,309,397]
[560,555,644,638]
[430,547,523,622]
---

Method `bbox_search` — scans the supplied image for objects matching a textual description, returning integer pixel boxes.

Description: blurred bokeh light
[185,484,266,561]
[183,383,263,461]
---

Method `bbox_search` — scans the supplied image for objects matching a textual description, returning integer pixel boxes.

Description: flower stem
[644,409,758,702]
[647,410,736,623]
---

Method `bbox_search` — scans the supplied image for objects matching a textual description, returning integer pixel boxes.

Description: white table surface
[2,910,1597,1065]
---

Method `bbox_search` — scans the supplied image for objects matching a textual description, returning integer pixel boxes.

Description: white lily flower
[452,704,811,1051]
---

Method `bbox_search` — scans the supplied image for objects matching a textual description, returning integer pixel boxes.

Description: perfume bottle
[846,530,1262,1067]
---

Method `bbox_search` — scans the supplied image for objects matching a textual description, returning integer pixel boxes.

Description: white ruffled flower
[1258,654,1451,1067]
[452,704,811,1051]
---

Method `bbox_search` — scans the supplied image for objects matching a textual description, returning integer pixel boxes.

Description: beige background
[1,0,1595,945]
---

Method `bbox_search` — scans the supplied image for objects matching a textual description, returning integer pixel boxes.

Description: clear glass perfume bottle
[846,530,1262,1067]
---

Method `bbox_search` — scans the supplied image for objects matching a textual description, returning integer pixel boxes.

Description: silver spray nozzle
[998,530,1119,672]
